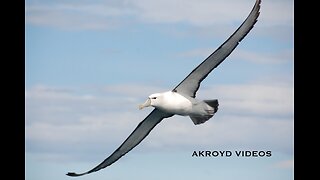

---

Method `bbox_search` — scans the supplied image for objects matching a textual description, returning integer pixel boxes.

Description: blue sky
[25,0,293,180]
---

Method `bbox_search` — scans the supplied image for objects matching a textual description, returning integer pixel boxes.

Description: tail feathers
[190,115,212,125]
[204,99,219,113]
[190,99,219,125]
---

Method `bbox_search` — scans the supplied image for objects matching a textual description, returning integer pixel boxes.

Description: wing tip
[66,172,86,177]
[66,172,78,176]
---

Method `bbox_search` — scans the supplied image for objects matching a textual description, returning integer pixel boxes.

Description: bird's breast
[156,92,192,115]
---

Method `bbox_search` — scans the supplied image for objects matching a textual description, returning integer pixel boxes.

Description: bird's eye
[151,97,157,99]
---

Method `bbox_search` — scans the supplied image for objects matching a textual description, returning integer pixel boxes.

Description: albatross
[67,0,261,177]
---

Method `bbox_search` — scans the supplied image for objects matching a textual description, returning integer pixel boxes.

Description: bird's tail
[190,99,219,125]
[204,99,219,113]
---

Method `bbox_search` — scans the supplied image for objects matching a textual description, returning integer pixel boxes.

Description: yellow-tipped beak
[139,98,151,110]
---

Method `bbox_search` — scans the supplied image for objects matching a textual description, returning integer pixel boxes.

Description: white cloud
[102,83,168,97]
[26,0,293,31]
[258,0,293,27]
[233,49,293,64]
[26,81,293,162]
[25,1,136,30]
[132,0,250,26]
[202,83,294,116]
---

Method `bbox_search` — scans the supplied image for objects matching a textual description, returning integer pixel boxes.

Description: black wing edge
[172,0,261,98]
[66,109,173,177]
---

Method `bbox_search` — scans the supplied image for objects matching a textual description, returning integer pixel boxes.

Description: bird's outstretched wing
[66,109,173,177]
[67,0,261,177]
[173,0,261,98]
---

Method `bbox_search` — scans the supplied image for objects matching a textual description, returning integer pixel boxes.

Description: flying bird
[67,0,261,177]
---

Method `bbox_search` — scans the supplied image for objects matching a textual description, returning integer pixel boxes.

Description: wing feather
[66,0,261,176]
[67,109,173,177]
[173,0,261,97]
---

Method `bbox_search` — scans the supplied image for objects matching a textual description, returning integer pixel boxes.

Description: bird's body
[67,0,261,177]
[145,91,194,115]
[140,91,218,125]
[139,91,219,125]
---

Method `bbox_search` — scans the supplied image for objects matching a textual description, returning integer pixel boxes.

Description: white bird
[67,0,261,177]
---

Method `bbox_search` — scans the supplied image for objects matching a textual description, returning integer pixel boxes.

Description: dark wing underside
[67,109,173,177]
[173,0,261,98]
[66,0,261,177]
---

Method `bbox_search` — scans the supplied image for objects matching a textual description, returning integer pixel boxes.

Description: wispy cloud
[233,49,293,64]
[26,0,293,31]
[26,81,293,162]
[25,1,293,179]
[199,83,293,117]
[26,1,136,30]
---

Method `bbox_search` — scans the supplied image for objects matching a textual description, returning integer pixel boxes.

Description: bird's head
[139,93,162,110]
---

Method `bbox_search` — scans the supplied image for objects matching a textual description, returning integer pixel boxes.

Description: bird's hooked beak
[139,98,151,110]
